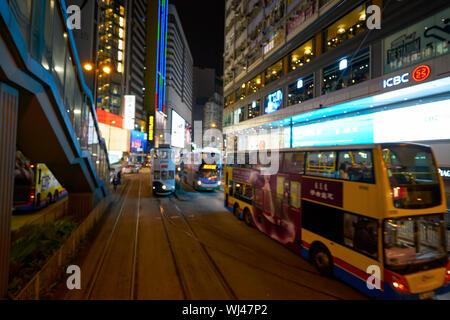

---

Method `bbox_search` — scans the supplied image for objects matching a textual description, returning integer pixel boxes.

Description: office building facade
[223,0,450,209]
[124,0,148,132]
[162,4,193,150]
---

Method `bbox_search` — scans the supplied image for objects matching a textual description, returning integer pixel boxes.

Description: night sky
[169,0,225,76]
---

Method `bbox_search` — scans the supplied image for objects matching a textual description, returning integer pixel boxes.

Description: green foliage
[8,218,79,296]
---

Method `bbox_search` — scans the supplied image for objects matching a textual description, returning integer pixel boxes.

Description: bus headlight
[197,181,202,186]
[162,185,167,190]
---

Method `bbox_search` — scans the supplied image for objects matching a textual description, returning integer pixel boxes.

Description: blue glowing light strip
[162,0,168,113]
[155,0,161,111]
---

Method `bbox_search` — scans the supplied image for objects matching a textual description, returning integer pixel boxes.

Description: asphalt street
[52,169,366,300]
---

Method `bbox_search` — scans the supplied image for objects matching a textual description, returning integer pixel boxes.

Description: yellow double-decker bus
[13,151,67,211]
[224,143,449,299]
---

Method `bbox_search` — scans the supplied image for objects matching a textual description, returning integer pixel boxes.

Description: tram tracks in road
[166,196,346,300]
[85,174,142,300]
[158,197,238,300]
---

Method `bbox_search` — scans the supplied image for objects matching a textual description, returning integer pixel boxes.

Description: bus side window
[244,184,253,199]
[38,169,42,185]
[343,213,378,259]
[283,152,305,174]
[290,181,301,209]
[305,151,336,178]
[337,150,374,183]
[229,181,234,197]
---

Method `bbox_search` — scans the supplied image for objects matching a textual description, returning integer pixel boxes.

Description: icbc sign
[412,65,431,82]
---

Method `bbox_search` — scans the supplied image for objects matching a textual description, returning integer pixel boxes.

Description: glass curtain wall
[7,0,110,186]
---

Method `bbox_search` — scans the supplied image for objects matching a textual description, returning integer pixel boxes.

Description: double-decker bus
[224,143,450,299]
[13,151,67,211]
[184,147,222,191]
[151,145,176,195]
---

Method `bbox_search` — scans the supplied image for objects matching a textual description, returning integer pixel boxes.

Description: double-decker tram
[224,143,450,299]
[184,147,222,191]
[151,144,176,195]
[13,151,67,211]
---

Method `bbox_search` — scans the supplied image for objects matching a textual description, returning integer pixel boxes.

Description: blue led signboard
[265,90,283,114]
[130,130,148,153]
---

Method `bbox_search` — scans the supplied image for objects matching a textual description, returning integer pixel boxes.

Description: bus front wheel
[310,243,334,277]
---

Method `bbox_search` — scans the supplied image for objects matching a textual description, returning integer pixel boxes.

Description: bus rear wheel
[233,204,241,220]
[54,191,59,202]
[310,243,334,277]
[35,194,41,209]
[243,208,253,226]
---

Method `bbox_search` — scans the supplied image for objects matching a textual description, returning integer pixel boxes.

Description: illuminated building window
[289,39,314,71]
[236,83,247,100]
[287,74,314,106]
[247,74,263,94]
[265,60,283,86]
[322,48,370,95]
[247,100,261,120]
[324,3,368,52]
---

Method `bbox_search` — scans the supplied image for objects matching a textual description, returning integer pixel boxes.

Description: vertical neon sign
[155,0,168,114]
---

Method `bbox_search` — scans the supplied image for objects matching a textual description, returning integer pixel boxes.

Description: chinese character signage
[301,177,343,207]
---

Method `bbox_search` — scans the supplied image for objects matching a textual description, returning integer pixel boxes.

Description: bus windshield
[384,214,447,274]
[199,170,218,179]
[382,145,441,209]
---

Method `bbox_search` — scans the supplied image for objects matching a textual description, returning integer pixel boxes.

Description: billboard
[291,98,450,148]
[130,130,148,154]
[265,89,283,114]
[171,110,185,148]
[124,95,136,130]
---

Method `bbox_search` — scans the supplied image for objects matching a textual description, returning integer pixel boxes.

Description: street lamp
[84,63,93,71]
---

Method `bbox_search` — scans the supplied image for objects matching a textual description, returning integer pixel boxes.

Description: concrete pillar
[0,83,19,298]
[68,193,94,221]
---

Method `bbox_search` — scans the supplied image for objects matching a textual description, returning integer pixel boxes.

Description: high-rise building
[144,0,169,150]
[193,67,224,142]
[124,0,148,132]
[161,4,193,150]
[96,0,127,115]
[223,0,450,210]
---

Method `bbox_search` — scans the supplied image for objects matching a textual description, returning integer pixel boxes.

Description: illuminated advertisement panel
[373,100,450,143]
[292,99,450,148]
[130,130,148,153]
[292,114,374,147]
[124,95,136,130]
[265,89,283,114]
[171,110,185,148]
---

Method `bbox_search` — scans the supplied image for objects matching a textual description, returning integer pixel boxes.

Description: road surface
[52,169,366,300]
